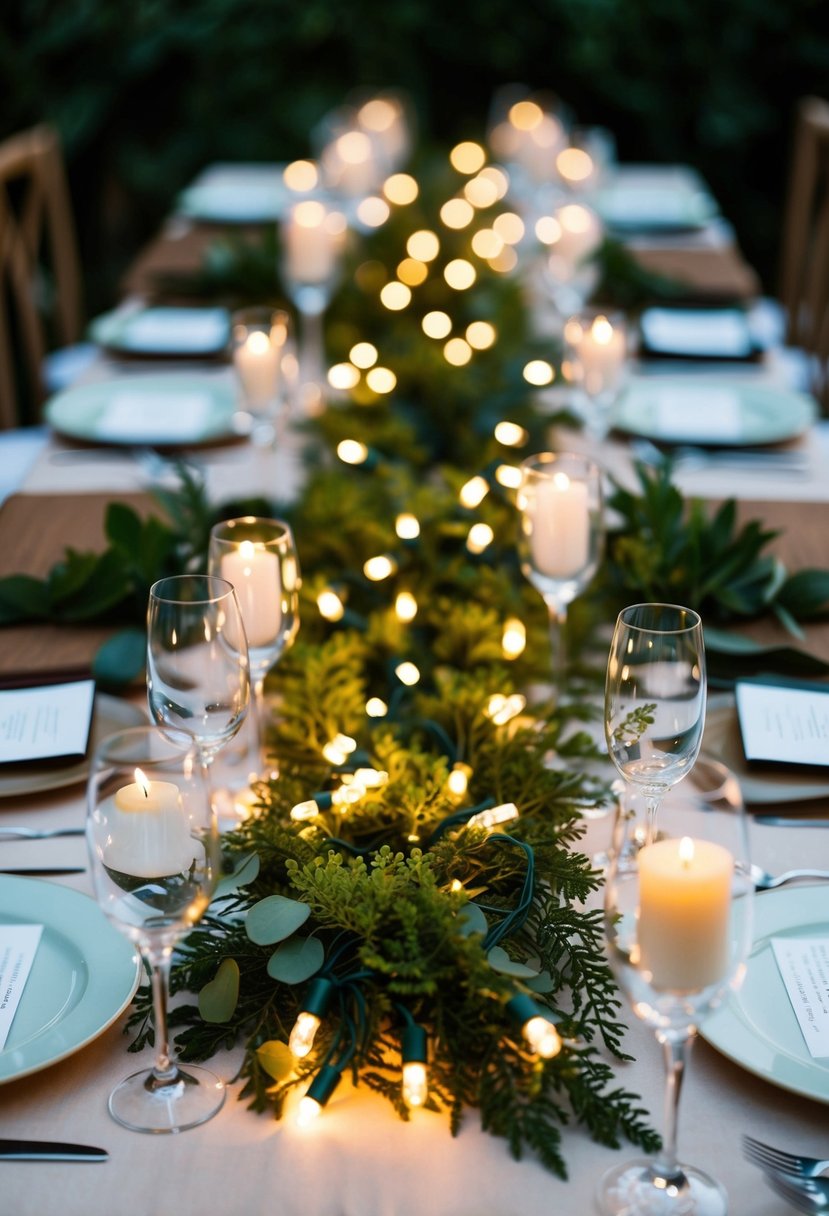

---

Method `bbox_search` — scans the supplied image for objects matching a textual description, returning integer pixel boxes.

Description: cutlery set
[743,1135,829,1213]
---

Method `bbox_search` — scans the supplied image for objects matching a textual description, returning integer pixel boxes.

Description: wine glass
[563,309,629,441]
[87,725,224,1132]
[147,574,250,777]
[208,516,301,777]
[279,198,347,414]
[230,306,294,447]
[516,451,603,697]
[540,201,604,319]
[605,602,706,844]
[597,769,754,1215]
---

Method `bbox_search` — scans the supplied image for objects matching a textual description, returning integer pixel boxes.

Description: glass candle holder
[563,309,629,440]
[231,307,293,446]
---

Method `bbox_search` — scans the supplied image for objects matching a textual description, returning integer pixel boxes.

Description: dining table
[1,153,828,1216]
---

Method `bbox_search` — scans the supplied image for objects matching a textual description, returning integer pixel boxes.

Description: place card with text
[0,925,43,1050]
[772,937,829,1059]
[735,680,829,768]
[0,679,95,765]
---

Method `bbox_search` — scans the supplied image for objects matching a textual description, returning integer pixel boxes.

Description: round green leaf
[213,851,260,901]
[245,894,310,945]
[526,969,557,994]
[198,958,240,1023]
[458,903,488,937]
[266,936,325,984]
[487,946,540,979]
[256,1039,295,1082]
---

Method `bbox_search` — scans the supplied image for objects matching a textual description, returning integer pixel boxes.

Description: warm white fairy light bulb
[289,1012,322,1058]
[446,762,472,798]
[402,1061,429,1108]
[380,282,412,311]
[444,259,476,290]
[501,618,526,659]
[407,230,440,261]
[322,734,358,765]
[467,802,519,829]
[422,310,452,339]
[366,697,388,717]
[495,464,522,489]
[494,421,528,446]
[317,589,345,622]
[365,367,397,394]
[467,522,494,553]
[290,799,320,822]
[364,554,397,581]
[459,475,489,508]
[522,360,555,387]
[466,321,496,350]
[296,1096,323,1128]
[337,439,369,465]
[395,661,420,686]
[395,512,420,540]
[444,337,472,366]
[328,362,361,390]
[357,196,390,228]
[485,694,526,725]
[440,198,475,229]
[450,141,486,174]
[395,591,418,622]
[397,257,428,286]
[523,1016,562,1059]
[383,173,419,205]
[350,342,378,369]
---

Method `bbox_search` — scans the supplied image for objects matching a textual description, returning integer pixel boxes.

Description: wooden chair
[779,97,829,411]
[0,124,84,429]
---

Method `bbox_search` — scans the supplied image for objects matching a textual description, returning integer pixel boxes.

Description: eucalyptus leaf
[457,903,488,937]
[256,1040,295,1082]
[245,894,310,945]
[198,958,240,1023]
[0,574,51,623]
[487,946,541,979]
[92,628,146,688]
[526,970,557,994]
[266,936,324,983]
[213,852,260,900]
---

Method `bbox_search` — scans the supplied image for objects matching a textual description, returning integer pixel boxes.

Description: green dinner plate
[0,876,140,1084]
[615,377,817,447]
[701,886,829,1104]
[44,373,241,447]
[89,306,230,357]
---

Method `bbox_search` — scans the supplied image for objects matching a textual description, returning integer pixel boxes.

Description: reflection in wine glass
[280,199,347,414]
[87,726,223,1132]
[231,307,294,447]
[516,452,603,698]
[598,776,753,1215]
[146,575,250,778]
[605,603,706,845]
[208,516,300,779]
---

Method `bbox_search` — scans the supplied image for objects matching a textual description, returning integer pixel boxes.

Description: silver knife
[754,817,829,827]
[0,1138,108,1161]
[0,868,86,876]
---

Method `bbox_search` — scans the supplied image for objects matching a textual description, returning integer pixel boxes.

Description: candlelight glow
[467,522,495,553]
[380,281,412,311]
[592,315,614,344]
[422,310,452,339]
[317,589,345,621]
[395,512,420,540]
[350,342,378,368]
[395,591,418,622]
[494,421,528,446]
[395,661,421,686]
[356,196,390,227]
[327,362,360,390]
[523,360,555,386]
[495,464,522,489]
[365,367,397,393]
[501,618,527,659]
[493,212,525,244]
[337,439,369,464]
[366,697,388,717]
[440,198,475,229]
[383,173,419,205]
[679,837,695,865]
[364,554,397,581]
[466,321,496,350]
[397,257,428,286]
[444,259,476,290]
[444,337,473,366]
[450,141,486,174]
[134,768,150,797]
[459,476,489,508]
[471,228,504,259]
[407,230,440,261]
[283,160,319,192]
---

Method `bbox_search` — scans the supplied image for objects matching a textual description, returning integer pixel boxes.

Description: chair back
[0,124,83,428]
[779,97,829,410]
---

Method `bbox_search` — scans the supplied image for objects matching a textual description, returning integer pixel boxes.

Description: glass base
[596,1157,727,1216]
[108,1064,226,1134]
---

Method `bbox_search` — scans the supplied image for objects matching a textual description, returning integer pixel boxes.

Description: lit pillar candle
[105,768,194,878]
[283,200,344,285]
[233,331,280,409]
[569,314,627,398]
[220,541,282,648]
[638,836,733,990]
[529,472,590,578]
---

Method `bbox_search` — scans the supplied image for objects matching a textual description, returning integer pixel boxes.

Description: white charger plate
[0,694,146,800]
[90,306,230,357]
[615,377,817,447]
[701,886,829,1104]
[177,164,289,223]
[0,876,140,1084]
[45,373,240,447]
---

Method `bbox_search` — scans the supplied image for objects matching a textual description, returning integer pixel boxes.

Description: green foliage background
[3,0,828,312]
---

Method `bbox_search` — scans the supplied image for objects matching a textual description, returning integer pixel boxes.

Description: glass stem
[653,1030,694,1186]
[544,596,567,700]
[644,793,661,846]
[299,308,325,414]
[253,676,267,772]
[147,947,178,1084]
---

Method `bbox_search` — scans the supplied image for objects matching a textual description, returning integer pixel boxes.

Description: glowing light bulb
[397,257,428,286]
[459,475,489,508]
[366,697,388,717]
[494,421,528,446]
[365,367,396,394]
[509,99,543,130]
[446,762,471,798]
[337,439,369,465]
[352,768,389,789]
[296,1096,322,1128]
[440,198,474,229]
[364,554,397,581]
[479,166,509,199]
[556,147,594,184]
[383,173,419,205]
[290,800,320,822]
[289,1012,321,1058]
[501,618,526,659]
[523,360,555,386]
[444,259,476,290]
[283,160,319,192]
[356,196,390,227]
[395,661,420,686]
[468,801,519,829]
[327,362,360,390]
[467,522,494,553]
[444,337,472,366]
[407,230,440,261]
[322,734,357,765]
[523,1016,562,1059]
[350,341,378,368]
[495,464,522,489]
[485,693,526,724]
[471,228,504,259]
[535,216,562,245]
[380,281,412,311]
[493,212,525,244]
[317,589,345,621]
[402,1060,429,1108]
[422,310,452,339]
[395,591,418,622]
[450,141,486,174]
[395,513,420,540]
[464,175,500,209]
[466,321,496,350]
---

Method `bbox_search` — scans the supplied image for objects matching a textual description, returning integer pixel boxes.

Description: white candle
[283,201,344,285]
[547,204,603,271]
[105,768,194,878]
[221,540,282,648]
[529,472,590,578]
[233,331,280,409]
[638,836,733,990]
[571,314,626,398]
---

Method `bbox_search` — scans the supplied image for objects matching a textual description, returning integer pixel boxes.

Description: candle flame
[679,836,695,865]
[552,472,571,491]
[134,768,150,797]
[592,316,614,345]
[239,540,256,561]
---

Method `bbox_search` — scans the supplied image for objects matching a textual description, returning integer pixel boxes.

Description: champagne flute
[208,516,301,777]
[597,770,753,1215]
[605,602,706,844]
[517,451,603,697]
[87,726,224,1132]
[147,574,250,778]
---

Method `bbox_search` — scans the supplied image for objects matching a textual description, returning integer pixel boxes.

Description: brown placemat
[0,492,159,685]
[631,246,761,302]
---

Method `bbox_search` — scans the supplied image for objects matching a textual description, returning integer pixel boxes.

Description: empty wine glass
[208,516,301,777]
[231,307,294,446]
[87,726,224,1132]
[597,771,753,1215]
[517,451,603,697]
[147,575,250,777]
[605,603,706,845]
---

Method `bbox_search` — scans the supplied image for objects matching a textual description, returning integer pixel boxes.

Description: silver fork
[742,1134,829,1178]
[0,827,85,840]
[751,864,829,890]
[763,1174,829,1213]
